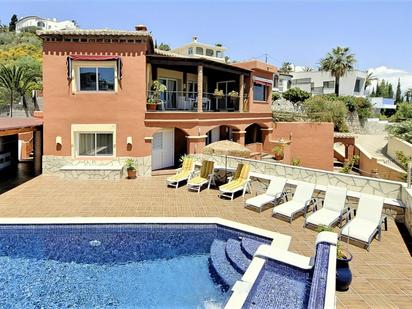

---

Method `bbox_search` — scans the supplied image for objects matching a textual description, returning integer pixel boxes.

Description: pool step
[241,237,265,259]
[225,239,251,274]
[208,239,242,291]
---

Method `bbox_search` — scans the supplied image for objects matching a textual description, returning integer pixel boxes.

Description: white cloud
[368,66,412,92]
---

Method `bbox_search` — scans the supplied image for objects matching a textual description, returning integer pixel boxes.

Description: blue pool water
[0,224,271,308]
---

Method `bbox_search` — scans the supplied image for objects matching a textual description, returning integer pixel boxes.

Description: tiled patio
[0,175,411,308]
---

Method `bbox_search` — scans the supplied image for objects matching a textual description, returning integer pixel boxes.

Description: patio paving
[0,175,411,308]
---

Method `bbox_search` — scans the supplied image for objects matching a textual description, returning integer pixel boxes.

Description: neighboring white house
[273,73,293,93]
[16,16,78,33]
[171,36,226,62]
[289,70,368,96]
[370,97,396,113]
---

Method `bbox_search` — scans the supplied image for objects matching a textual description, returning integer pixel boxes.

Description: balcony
[146,91,243,112]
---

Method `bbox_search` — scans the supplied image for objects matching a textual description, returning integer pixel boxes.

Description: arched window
[37,21,46,28]
[195,47,204,55]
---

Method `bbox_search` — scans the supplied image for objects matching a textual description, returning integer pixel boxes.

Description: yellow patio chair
[219,163,251,201]
[166,157,195,188]
[187,160,215,193]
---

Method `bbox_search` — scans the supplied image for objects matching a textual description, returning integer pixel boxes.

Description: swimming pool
[0,219,274,308]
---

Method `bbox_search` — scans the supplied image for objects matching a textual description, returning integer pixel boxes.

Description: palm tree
[279,62,293,74]
[364,72,377,90]
[0,64,39,117]
[319,46,356,96]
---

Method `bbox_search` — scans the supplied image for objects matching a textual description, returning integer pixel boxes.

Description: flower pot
[147,104,157,111]
[273,153,284,161]
[127,168,137,179]
[336,250,353,291]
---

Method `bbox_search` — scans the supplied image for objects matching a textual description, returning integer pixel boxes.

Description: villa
[38,24,335,178]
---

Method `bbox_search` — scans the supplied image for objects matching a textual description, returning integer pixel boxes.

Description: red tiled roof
[0,118,43,131]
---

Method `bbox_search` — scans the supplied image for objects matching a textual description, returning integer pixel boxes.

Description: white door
[152,129,175,170]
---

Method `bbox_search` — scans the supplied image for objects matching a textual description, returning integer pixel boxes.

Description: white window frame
[73,61,118,93]
[76,132,114,157]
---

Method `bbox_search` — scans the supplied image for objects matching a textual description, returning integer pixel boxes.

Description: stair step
[241,237,266,259]
[225,239,251,274]
[209,239,242,292]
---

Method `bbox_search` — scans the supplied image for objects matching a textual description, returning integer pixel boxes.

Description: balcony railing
[146,91,242,112]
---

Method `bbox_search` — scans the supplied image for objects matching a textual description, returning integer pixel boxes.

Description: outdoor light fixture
[127,136,133,145]
[55,136,62,145]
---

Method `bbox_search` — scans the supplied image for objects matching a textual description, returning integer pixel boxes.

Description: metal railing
[146,91,242,112]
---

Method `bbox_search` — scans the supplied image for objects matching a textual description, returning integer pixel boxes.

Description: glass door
[216,80,235,110]
[159,78,178,109]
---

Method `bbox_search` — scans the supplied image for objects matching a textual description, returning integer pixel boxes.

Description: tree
[154,40,158,49]
[158,43,171,51]
[282,87,311,109]
[370,87,376,97]
[9,14,17,32]
[0,65,19,117]
[302,66,314,72]
[386,120,412,143]
[404,88,412,103]
[395,78,402,103]
[390,102,412,122]
[279,62,293,74]
[365,72,377,90]
[319,46,356,96]
[388,83,394,98]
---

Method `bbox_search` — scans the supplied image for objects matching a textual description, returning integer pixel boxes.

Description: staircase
[208,237,265,292]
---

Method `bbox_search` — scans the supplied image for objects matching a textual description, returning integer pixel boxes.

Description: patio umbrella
[203,140,251,180]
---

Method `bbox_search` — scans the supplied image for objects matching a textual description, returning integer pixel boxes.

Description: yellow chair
[187,160,215,193]
[219,163,251,201]
[166,157,195,188]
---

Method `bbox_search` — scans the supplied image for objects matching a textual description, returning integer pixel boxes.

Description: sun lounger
[245,177,287,212]
[304,186,348,228]
[340,194,385,250]
[166,157,194,188]
[272,181,316,223]
[187,160,215,193]
[218,163,251,201]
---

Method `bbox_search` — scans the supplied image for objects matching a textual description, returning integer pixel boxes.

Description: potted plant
[124,158,137,179]
[213,89,224,98]
[147,80,167,111]
[272,145,284,160]
[317,225,353,291]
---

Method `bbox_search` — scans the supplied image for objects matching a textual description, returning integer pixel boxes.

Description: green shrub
[282,87,311,105]
[272,92,281,101]
[387,121,412,143]
[390,102,412,122]
[395,151,411,170]
[303,95,348,132]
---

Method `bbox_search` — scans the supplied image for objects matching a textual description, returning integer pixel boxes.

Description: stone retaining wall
[43,155,152,179]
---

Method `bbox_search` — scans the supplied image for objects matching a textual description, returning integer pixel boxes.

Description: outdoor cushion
[246,194,275,207]
[341,218,378,243]
[306,208,340,226]
[322,186,347,212]
[273,200,305,217]
[188,176,208,186]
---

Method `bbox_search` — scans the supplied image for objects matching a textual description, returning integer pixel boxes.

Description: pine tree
[9,14,17,32]
[371,87,376,97]
[388,83,394,98]
[154,40,158,49]
[395,78,402,103]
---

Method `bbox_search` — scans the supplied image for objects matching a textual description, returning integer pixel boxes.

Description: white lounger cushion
[341,194,384,243]
[322,186,347,212]
[306,208,340,226]
[273,200,306,217]
[341,218,378,243]
[246,194,277,208]
[245,177,287,208]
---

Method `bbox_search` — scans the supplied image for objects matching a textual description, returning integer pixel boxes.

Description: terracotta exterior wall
[42,40,152,158]
[271,122,334,171]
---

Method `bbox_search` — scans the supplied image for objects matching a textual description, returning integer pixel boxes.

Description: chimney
[135,24,147,31]
[192,36,198,42]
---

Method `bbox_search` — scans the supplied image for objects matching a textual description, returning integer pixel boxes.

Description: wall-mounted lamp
[127,136,133,146]
[56,136,62,145]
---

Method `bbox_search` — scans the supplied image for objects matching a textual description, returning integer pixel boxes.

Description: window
[273,75,279,88]
[188,81,198,98]
[79,67,115,91]
[188,47,193,55]
[195,47,204,55]
[292,78,311,85]
[78,133,113,156]
[37,21,45,28]
[253,83,267,101]
[323,81,335,89]
[216,51,223,58]
[354,78,362,93]
[206,49,214,57]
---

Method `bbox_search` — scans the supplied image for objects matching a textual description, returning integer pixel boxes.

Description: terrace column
[233,131,246,146]
[33,129,42,175]
[197,65,203,112]
[239,74,244,112]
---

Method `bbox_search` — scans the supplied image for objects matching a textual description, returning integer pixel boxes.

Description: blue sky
[2,0,412,88]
